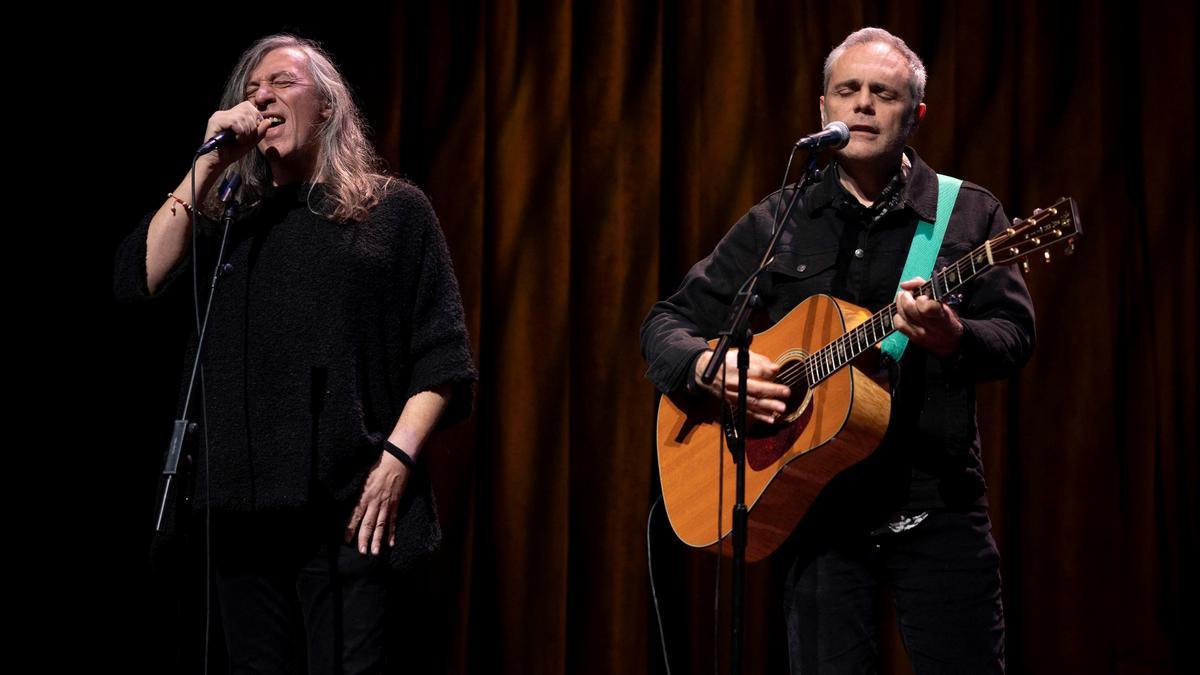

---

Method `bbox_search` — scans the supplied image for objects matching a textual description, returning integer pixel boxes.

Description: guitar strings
[760,239,993,390]
[720,208,1069,394]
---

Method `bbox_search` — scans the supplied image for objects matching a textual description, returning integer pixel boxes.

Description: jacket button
[854,248,864,259]
[797,264,807,272]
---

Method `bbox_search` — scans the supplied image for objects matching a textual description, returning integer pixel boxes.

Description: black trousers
[210,514,395,675]
[783,507,1005,674]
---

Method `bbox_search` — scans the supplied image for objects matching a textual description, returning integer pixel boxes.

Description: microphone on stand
[795,121,850,150]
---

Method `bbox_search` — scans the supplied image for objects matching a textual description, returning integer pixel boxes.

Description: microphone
[795,121,850,150]
[196,130,236,156]
[195,117,282,156]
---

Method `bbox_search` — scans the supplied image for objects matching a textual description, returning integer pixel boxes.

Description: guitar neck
[803,241,996,385]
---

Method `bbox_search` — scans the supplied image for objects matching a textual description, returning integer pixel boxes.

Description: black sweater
[115,181,476,523]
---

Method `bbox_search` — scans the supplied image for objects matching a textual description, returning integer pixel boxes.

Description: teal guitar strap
[879,173,962,362]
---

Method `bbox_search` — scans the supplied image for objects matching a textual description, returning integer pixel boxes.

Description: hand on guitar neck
[892,212,1048,358]
[893,276,965,357]
[692,349,792,426]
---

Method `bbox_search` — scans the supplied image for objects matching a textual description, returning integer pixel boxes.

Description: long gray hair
[204,34,393,222]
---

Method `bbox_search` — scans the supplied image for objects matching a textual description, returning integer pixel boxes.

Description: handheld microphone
[196,130,236,156]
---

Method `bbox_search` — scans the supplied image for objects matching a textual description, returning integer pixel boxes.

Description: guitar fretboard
[789,242,995,387]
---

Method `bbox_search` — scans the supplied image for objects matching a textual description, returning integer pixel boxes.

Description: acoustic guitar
[656,197,1081,561]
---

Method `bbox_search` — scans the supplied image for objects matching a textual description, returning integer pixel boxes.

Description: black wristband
[383,440,418,470]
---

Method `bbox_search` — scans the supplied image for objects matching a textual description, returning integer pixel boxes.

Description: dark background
[78,2,1195,673]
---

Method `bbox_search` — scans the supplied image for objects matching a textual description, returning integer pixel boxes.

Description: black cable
[647,498,673,675]
[190,159,243,675]
[188,158,214,675]
[714,360,728,675]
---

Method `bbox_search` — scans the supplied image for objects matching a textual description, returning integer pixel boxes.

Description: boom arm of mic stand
[154,178,242,533]
[701,153,821,385]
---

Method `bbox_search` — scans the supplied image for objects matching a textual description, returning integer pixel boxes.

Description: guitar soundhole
[746,356,812,438]
[776,356,812,427]
[743,355,812,468]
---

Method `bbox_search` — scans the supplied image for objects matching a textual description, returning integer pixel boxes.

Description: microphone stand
[154,172,243,532]
[701,149,824,675]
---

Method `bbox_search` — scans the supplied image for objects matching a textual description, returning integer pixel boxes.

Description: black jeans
[211,514,394,675]
[783,507,1005,674]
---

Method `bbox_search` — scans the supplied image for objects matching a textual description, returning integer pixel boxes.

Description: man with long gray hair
[115,34,476,673]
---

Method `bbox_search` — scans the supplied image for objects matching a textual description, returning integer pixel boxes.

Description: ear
[819,96,827,127]
[320,102,333,121]
[906,101,927,136]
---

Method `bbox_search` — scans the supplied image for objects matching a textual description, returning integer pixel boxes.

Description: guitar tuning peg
[1043,251,1052,264]
[1064,239,1075,256]
[1021,261,1030,274]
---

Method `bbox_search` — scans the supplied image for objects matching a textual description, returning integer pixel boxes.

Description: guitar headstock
[989,197,1082,268]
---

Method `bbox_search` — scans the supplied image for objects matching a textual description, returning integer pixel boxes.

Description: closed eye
[870,84,898,100]
[243,74,302,99]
